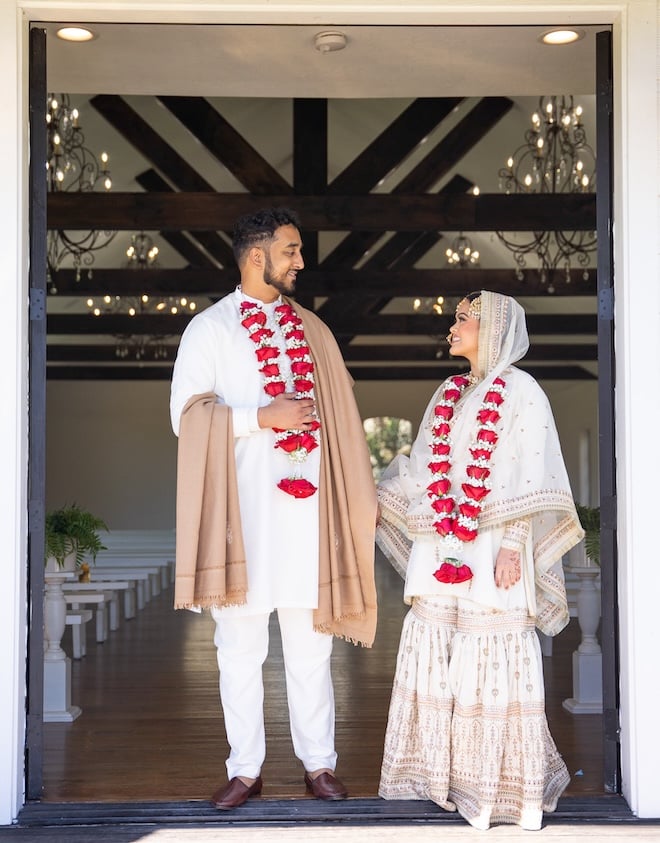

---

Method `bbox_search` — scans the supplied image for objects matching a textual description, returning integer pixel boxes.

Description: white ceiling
[44,23,601,97]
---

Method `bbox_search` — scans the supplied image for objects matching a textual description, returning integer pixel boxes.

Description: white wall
[45,376,597,531]
[46,381,177,529]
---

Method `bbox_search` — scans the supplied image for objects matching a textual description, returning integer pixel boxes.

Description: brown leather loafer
[211,776,263,810]
[304,771,348,800]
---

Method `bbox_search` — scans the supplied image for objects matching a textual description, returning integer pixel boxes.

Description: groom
[170,207,377,808]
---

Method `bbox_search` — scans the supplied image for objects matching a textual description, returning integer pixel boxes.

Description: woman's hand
[494,547,521,589]
[257,392,316,431]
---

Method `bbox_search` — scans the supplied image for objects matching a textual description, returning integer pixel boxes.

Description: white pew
[94,530,176,588]
[65,609,93,659]
[93,566,153,618]
[63,580,134,628]
[63,591,115,642]
[93,566,162,606]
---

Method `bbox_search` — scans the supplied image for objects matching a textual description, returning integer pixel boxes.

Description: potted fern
[45,504,109,571]
[575,503,600,566]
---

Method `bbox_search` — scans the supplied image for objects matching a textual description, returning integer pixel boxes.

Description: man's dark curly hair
[231,207,301,266]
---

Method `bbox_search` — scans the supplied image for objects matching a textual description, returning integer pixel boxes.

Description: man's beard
[264,253,297,296]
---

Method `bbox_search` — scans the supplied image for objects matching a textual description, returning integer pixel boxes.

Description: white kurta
[170,288,320,614]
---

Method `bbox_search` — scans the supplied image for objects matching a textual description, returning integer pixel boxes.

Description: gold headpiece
[457,296,482,320]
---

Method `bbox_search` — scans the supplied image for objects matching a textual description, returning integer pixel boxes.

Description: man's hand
[257,392,317,431]
[494,547,521,589]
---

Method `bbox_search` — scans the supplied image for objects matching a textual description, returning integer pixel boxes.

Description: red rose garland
[428,374,506,583]
[240,300,320,499]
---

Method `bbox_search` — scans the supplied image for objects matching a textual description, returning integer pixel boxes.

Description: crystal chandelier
[46,94,117,289]
[495,95,596,293]
[445,233,480,267]
[86,232,198,360]
[412,296,447,316]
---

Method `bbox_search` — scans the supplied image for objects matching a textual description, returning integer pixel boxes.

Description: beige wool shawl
[174,298,378,647]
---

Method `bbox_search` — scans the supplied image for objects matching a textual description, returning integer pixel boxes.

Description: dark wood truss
[46,95,599,381]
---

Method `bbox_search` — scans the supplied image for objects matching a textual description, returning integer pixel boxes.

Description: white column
[43,570,81,722]
[562,562,603,714]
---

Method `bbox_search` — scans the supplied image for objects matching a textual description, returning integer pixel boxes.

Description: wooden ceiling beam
[135,170,234,268]
[158,96,293,195]
[47,192,596,232]
[46,343,598,364]
[293,99,328,307]
[45,363,595,382]
[48,267,595,296]
[320,98,514,271]
[47,312,597,337]
[327,98,464,195]
[90,95,212,192]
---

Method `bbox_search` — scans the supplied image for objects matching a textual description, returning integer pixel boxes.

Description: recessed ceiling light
[539,28,585,46]
[55,26,97,43]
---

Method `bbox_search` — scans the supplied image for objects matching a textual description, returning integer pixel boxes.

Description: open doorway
[28,21,617,816]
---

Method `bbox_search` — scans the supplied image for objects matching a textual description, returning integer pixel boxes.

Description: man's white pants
[211,607,337,780]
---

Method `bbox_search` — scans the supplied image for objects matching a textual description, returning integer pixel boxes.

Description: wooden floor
[42,552,605,803]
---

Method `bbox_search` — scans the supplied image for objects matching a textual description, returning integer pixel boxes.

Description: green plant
[575,503,600,565]
[45,504,108,568]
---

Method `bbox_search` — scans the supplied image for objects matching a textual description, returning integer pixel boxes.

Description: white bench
[63,580,134,625]
[94,530,176,589]
[94,566,153,617]
[63,590,116,642]
[93,566,162,608]
[65,609,93,659]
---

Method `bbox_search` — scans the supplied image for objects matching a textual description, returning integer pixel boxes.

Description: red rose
[434,405,454,420]
[453,523,478,543]
[308,419,321,431]
[431,498,455,514]
[477,409,501,425]
[443,388,461,403]
[286,347,310,359]
[260,363,280,377]
[466,465,490,481]
[277,477,317,498]
[453,564,473,583]
[241,311,267,329]
[294,378,313,392]
[433,518,455,537]
[278,434,302,453]
[485,390,504,405]
[432,422,451,438]
[285,329,305,342]
[452,376,470,388]
[469,447,491,461]
[428,461,450,475]
[299,433,318,452]
[493,377,505,386]
[256,346,278,362]
[458,501,481,519]
[291,360,314,375]
[428,478,451,496]
[477,428,498,444]
[276,310,300,326]
[432,559,472,583]
[432,443,451,456]
[265,381,286,397]
[249,327,274,344]
[461,483,491,502]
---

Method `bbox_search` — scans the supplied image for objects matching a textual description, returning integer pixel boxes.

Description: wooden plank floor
[42,552,604,803]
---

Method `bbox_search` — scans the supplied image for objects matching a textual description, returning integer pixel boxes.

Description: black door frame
[24,20,621,814]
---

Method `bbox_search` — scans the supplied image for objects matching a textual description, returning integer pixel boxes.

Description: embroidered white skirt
[379,597,570,830]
